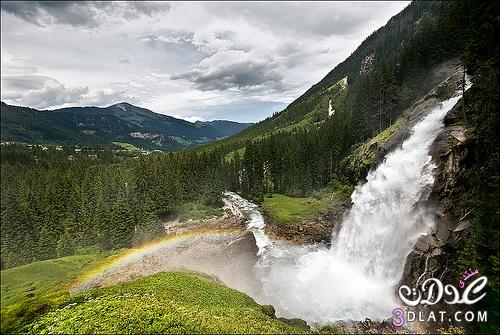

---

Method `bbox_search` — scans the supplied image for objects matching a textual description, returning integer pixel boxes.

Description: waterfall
[224,86,468,325]
[332,94,465,281]
[223,192,273,258]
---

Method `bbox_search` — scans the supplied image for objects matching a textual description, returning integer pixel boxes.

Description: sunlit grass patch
[263,194,330,224]
[24,271,309,334]
[1,251,124,332]
[112,141,140,151]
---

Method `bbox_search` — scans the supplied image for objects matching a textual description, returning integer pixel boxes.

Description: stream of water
[223,87,467,325]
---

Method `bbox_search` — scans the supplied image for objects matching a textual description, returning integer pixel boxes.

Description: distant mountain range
[0,102,252,151]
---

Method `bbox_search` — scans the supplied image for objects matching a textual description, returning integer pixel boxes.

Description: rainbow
[70,227,245,293]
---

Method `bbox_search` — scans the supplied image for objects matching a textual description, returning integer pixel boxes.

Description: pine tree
[132,199,163,246]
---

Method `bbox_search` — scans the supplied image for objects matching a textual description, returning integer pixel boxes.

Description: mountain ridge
[0,101,252,151]
[193,1,446,155]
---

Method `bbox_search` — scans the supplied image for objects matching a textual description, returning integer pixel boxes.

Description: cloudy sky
[1,1,409,122]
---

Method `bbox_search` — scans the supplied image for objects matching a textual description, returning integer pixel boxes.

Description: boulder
[454,220,472,232]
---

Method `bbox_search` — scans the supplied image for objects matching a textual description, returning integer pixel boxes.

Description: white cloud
[1,75,88,109]
[1,1,410,121]
[173,115,204,123]
[1,73,141,109]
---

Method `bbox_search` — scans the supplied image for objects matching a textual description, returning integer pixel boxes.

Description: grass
[327,76,348,93]
[1,246,342,333]
[1,253,109,308]
[263,194,331,224]
[263,180,353,224]
[112,141,140,151]
[372,110,409,146]
[0,251,124,332]
[342,107,412,181]
[24,271,309,334]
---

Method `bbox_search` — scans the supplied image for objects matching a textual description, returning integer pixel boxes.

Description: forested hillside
[201,2,449,152]
[1,144,229,268]
[1,0,495,266]
[1,2,499,332]
[0,102,251,151]
[203,1,490,201]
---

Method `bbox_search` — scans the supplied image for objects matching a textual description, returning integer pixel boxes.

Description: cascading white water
[331,97,458,280]
[223,192,274,258]
[224,86,468,325]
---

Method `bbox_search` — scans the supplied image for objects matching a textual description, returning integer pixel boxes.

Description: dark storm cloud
[0,1,170,27]
[171,59,284,91]
[125,2,171,17]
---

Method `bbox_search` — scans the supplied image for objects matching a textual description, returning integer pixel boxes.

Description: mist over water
[224,89,466,325]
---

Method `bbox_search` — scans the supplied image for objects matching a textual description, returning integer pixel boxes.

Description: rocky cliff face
[399,78,478,331]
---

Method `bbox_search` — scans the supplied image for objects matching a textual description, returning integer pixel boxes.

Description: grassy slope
[1,253,112,308]
[263,194,331,224]
[263,183,353,224]
[24,271,308,334]
[1,254,322,334]
[111,141,141,151]
[0,252,127,332]
[219,78,348,160]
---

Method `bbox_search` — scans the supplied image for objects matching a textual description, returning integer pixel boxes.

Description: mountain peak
[109,102,137,111]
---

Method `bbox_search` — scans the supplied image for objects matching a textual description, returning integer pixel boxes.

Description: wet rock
[454,220,472,232]
[317,325,340,333]
[334,318,412,334]
[420,235,440,249]
[435,222,451,243]
[428,257,438,270]
[449,128,466,143]
[415,239,429,252]
[228,231,259,257]
[430,248,442,257]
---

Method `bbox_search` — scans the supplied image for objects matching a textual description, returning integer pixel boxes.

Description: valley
[1,1,499,334]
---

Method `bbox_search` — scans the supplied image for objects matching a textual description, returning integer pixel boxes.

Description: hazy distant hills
[0,101,252,151]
